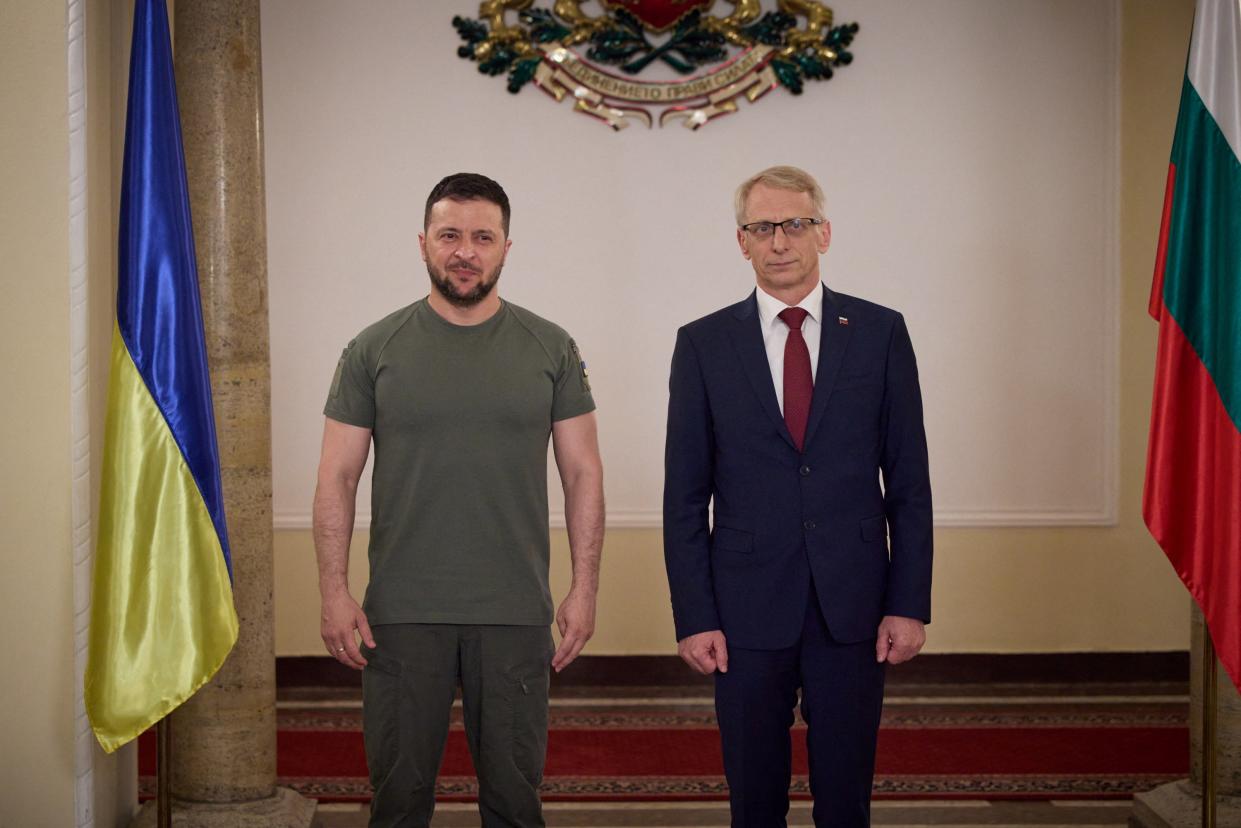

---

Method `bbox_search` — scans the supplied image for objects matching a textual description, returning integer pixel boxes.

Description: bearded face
[419,197,511,308]
[426,257,503,308]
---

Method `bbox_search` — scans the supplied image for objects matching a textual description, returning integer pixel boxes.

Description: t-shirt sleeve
[323,337,376,428]
[552,336,597,422]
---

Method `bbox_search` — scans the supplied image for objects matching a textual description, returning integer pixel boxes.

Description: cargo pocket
[360,645,404,790]
[509,655,551,787]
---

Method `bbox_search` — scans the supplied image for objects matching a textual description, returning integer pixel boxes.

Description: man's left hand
[552,588,597,673]
[876,615,926,664]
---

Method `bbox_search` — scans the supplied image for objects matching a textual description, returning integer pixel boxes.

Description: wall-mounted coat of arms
[453,1,859,130]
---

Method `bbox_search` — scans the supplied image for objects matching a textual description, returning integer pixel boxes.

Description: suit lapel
[804,285,852,449]
[730,292,796,450]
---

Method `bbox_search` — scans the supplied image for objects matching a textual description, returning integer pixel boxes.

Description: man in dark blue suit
[663,166,933,827]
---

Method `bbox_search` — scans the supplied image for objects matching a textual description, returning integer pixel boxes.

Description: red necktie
[779,307,812,451]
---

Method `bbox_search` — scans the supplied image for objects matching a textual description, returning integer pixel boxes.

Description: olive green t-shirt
[324,299,595,626]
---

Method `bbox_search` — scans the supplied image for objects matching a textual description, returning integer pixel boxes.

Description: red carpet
[139,699,1188,802]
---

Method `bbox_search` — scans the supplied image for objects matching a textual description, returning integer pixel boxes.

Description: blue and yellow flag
[85,0,238,754]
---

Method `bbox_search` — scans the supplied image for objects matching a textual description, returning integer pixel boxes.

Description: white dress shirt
[755,282,823,414]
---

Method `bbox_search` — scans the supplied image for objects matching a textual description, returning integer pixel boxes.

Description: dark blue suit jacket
[663,286,933,650]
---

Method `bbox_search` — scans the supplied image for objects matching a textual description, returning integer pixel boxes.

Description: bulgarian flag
[1144,0,1241,690]
[85,0,238,752]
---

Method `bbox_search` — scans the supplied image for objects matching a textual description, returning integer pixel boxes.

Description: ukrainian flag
[85,0,238,754]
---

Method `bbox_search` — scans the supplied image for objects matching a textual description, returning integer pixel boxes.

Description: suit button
[800,465,811,476]
[803,520,816,531]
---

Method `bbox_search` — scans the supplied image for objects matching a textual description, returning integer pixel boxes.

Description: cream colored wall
[1,2,79,824]
[274,0,1197,658]
[0,0,133,824]
[925,0,1194,652]
[267,1,1124,532]
[0,2,1197,820]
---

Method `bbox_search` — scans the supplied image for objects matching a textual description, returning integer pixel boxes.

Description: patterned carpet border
[141,772,1179,803]
[139,696,1188,803]
[277,703,1186,732]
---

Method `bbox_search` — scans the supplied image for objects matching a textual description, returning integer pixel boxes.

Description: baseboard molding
[277,651,1189,690]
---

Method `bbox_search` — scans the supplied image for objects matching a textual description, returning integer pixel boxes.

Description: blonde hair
[734,165,826,225]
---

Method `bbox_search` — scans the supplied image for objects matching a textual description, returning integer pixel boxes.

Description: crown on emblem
[452,1,859,130]
[600,0,717,34]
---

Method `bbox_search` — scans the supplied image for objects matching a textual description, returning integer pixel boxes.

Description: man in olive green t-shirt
[313,173,604,828]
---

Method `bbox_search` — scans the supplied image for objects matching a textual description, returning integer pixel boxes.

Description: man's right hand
[677,629,729,675]
[320,590,375,671]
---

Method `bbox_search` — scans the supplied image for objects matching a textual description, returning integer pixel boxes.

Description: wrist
[319,577,351,599]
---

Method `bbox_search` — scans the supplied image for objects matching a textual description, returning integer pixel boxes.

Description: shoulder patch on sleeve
[329,339,356,399]
[570,338,591,392]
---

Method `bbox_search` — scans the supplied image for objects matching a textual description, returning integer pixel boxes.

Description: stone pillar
[131,1,312,825]
[1131,607,1241,827]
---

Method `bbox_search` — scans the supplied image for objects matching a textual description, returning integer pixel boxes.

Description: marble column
[1132,607,1241,827]
[132,1,313,825]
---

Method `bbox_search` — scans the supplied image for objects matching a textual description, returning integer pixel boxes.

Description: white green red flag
[1144,0,1241,690]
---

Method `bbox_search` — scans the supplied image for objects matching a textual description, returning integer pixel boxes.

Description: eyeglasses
[739,217,824,240]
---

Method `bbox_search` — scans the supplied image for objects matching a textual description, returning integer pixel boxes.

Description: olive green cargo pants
[361,624,554,828]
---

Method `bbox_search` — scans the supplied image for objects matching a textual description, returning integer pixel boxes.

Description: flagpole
[158,717,171,828]
[1203,628,1216,828]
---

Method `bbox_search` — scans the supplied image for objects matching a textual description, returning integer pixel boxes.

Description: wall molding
[67,1,96,825]
[273,506,1120,532]
[267,2,1126,533]
[276,650,1189,689]
[274,1,1125,533]
[1100,0,1123,528]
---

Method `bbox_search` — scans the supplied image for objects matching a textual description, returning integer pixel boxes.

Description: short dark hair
[423,172,511,236]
